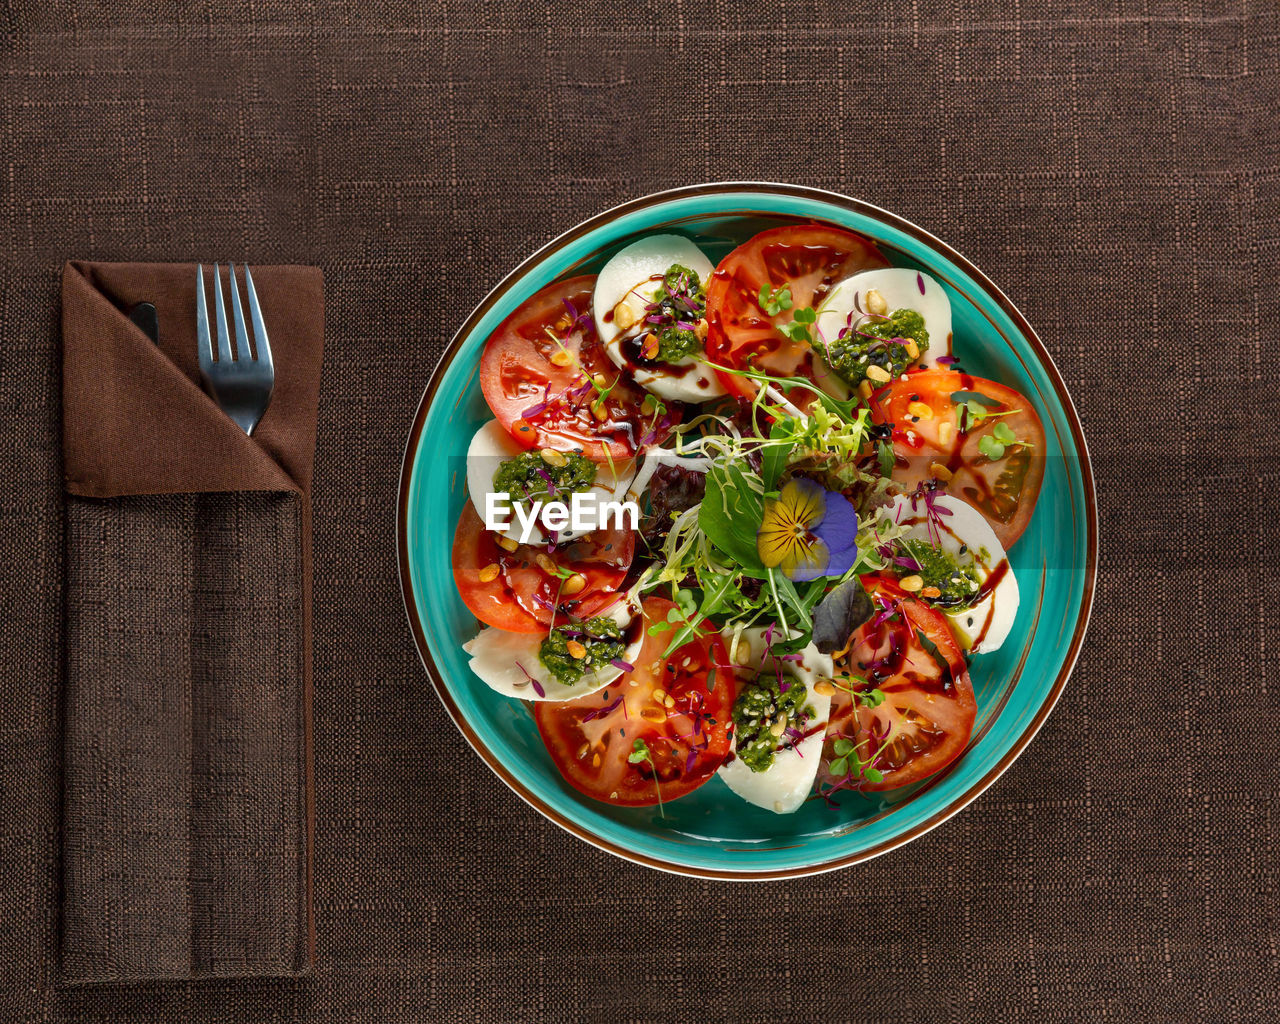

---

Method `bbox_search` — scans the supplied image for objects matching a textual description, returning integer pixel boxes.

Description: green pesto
[492,450,596,504]
[899,539,981,610]
[649,263,706,363]
[538,617,626,686]
[731,675,814,774]
[825,308,929,389]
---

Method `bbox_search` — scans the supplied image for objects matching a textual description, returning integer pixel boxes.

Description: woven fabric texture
[62,493,309,982]
[4,1,1279,1020]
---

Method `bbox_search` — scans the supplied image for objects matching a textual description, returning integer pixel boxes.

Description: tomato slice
[479,275,679,459]
[535,597,733,806]
[818,575,976,793]
[451,503,635,631]
[704,224,890,400]
[870,368,1046,547]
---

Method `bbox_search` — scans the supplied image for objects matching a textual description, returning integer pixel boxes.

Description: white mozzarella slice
[816,267,953,370]
[879,492,1020,654]
[462,595,643,702]
[593,235,726,403]
[466,419,636,544]
[715,628,834,815]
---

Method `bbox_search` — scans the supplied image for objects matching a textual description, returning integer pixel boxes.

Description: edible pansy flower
[756,477,859,582]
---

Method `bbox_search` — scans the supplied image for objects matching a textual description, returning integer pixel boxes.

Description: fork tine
[228,264,252,361]
[243,265,274,373]
[195,265,213,372]
[212,262,233,364]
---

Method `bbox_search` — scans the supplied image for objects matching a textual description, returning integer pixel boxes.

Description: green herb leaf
[829,756,849,777]
[778,320,812,343]
[863,767,884,784]
[992,421,1016,443]
[876,439,895,478]
[627,738,651,764]
[761,420,795,491]
[793,305,816,325]
[977,434,1006,460]
[758,285,793,316]
[699,463,766,573]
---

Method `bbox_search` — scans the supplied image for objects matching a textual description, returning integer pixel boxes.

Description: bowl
[397,183,1097,879]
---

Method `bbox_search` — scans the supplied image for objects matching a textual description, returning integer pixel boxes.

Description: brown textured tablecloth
[60,262,324,982]
[3,2,1278,1021]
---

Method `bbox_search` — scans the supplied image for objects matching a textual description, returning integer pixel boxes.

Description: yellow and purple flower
[756,477,860,582]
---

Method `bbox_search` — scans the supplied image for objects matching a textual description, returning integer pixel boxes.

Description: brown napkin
[60,262,322,984]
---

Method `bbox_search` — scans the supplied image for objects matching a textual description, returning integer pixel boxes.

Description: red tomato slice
[479,275,679,460]
[535,597,733,806]
[870,368,1046,547]
[818,575,975,794]
[451,503,635,631]
[704,224,890,401]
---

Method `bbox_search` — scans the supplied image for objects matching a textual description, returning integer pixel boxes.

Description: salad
[450,223,1045,816]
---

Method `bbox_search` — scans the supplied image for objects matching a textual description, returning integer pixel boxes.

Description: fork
[195,264,276,435]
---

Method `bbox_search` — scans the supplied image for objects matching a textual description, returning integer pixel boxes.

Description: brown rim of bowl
[396,181,1099,881]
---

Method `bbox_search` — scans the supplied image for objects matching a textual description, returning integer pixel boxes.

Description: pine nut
[907,401,934,420]
[540,447,568,467]
[905,338,920,360]
[900,574,924,592]
[653,688,668,703]
[770,717,788,738]
[938,420,956,445]
[735,638,752,665]
[549,349,573,367]
[920,586,942,598]
[813,680,836,697]
[535,553,557,574]
[613,301,637,330]
[857,381,874,400]
[478,563,500,583]
[694,318,710,340]
[496,535,519,552]
[561,573,587,596]
[865,364,891,383]
[866,289,889,315]
[641,333,660,359]
[566,640,587,660]
[929,462,953,482]
[641,706,666,723]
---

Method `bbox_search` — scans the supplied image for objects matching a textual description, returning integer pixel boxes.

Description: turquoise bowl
[398,183,1097,879]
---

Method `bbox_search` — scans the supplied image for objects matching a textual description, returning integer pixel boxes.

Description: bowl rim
[396,181,1098,880]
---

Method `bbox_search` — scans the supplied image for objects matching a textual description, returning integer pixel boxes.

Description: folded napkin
[60,262,322,984]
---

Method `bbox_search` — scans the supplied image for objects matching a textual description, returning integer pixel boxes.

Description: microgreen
[778,305,816,344]
[758,285,794,316]
[627,738,664,816]
[977,420,1033,460]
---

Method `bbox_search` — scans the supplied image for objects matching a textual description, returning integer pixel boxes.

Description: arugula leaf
[876,439,895,478]
[761,420,795,491]
[699,463,766,573]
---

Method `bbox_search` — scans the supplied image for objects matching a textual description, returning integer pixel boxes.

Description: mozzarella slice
[715,628,834,815]
[879,492,1020,654]
[466,419,636,544]
[462,593,643,702]
[816,267,953,370]
[593,235,726,403]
